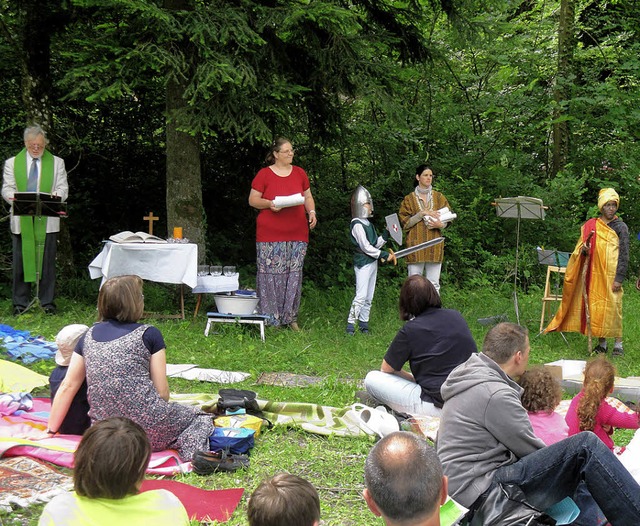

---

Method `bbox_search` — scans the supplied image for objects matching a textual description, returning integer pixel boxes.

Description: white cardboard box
[544,359,586,381]
[543,359,640,401]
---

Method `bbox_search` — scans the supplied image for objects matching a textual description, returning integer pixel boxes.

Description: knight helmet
[351,185,374,219]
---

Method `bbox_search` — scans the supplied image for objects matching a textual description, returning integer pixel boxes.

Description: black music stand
[12,192,67,313]
[494,196,546,324]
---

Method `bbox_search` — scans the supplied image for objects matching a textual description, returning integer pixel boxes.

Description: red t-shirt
[251,166,310,242]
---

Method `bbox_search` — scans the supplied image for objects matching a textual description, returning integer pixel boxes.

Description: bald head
[364,432,446,524]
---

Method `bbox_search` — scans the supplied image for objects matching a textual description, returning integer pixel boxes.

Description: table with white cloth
[192,274,239,318]
[88,242,198,319]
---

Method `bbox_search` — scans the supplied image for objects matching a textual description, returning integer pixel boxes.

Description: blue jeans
[493,432,640,525]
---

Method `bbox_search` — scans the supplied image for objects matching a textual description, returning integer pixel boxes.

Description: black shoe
[43,304,57,315]
[192,450,250,475]
[13,306,26,316]
[612,347,624,357]
[593,344,607,354]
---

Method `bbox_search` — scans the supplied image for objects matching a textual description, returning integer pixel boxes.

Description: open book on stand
[12,192,67,218]
[109,231,167,243]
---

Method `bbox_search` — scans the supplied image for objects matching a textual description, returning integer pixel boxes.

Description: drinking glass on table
[223,266,236,276]
[197,265,210,276]
[210,265,223,276]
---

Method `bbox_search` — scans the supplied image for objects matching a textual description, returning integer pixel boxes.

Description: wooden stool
[540,265,567,332]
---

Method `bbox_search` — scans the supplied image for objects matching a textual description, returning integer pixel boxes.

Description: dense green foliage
[1,0,639,290]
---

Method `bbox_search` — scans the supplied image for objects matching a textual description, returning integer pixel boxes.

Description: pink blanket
[0,398,191,475]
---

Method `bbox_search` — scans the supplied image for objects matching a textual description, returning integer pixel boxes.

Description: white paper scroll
[426,207,457,224]
[273,194,305,208]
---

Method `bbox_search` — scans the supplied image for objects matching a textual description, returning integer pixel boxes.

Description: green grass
[2,278,640,525]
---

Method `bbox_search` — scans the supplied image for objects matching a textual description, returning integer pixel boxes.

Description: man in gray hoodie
[437,322,640,524]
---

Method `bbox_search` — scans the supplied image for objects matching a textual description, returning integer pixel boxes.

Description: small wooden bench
[205,312,269,342]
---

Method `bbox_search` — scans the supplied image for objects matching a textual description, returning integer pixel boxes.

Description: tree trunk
[552,0,575,176]
[164,0,206,263]
[166,80,206,261]
[21,0,53,129]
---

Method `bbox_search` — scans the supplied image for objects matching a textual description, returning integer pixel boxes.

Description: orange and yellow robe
[545,217,623,338]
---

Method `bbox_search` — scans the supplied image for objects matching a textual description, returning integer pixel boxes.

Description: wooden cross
[143,212,159,235]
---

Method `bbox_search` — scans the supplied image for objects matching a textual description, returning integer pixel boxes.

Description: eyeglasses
[28,143,44,150]
[278,149,295,155]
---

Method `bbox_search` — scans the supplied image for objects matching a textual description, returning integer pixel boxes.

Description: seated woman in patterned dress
[46,275,213,462]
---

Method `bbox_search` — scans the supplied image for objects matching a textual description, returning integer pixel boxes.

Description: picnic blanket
[0,359,49,393]
[170,393,380,438]
[140,479,244,523]
[406,399,574,442]
[0,398,191,475]
[0,456,73,512]
[0,324,56,363]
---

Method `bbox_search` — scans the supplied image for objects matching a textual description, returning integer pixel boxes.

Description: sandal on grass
[192,449,250,475]
[592,344,607,354]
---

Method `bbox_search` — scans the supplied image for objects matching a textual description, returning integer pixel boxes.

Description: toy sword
[391,237,445,259]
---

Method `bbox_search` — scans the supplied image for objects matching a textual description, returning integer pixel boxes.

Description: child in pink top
[565,355,639,450]
[519,368,568,445]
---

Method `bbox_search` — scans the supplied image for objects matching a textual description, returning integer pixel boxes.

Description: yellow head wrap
[597,188,619,211]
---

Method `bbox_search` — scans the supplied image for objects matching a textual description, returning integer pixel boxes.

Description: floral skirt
[256,241,307,326]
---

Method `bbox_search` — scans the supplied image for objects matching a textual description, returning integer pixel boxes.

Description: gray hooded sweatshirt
[436,353,545,508]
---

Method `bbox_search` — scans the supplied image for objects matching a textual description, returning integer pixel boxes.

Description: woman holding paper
[398,165,453,294]
[249,137,317,330]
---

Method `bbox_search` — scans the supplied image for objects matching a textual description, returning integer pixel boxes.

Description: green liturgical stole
[13,148,55,282]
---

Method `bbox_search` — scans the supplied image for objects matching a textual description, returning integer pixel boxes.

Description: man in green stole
[2,125,68,315]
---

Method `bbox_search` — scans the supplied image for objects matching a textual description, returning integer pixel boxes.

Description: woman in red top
[248,138,317,330]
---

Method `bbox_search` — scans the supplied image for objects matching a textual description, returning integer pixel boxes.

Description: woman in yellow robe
[545,188,629,355]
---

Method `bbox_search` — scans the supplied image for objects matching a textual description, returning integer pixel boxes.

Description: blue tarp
[0,324,56,364]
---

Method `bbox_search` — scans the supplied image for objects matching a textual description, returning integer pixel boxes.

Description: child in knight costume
[346,186,396,335]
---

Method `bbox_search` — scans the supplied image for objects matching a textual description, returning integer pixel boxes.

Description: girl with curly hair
[565,355,639,450]
[518,367,568,445]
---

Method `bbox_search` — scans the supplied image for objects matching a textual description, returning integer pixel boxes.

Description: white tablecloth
[192,274,239,294]
[88,242,198,288]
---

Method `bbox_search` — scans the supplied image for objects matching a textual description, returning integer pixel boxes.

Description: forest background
[1,0,640,298]
[2,2,640,524]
